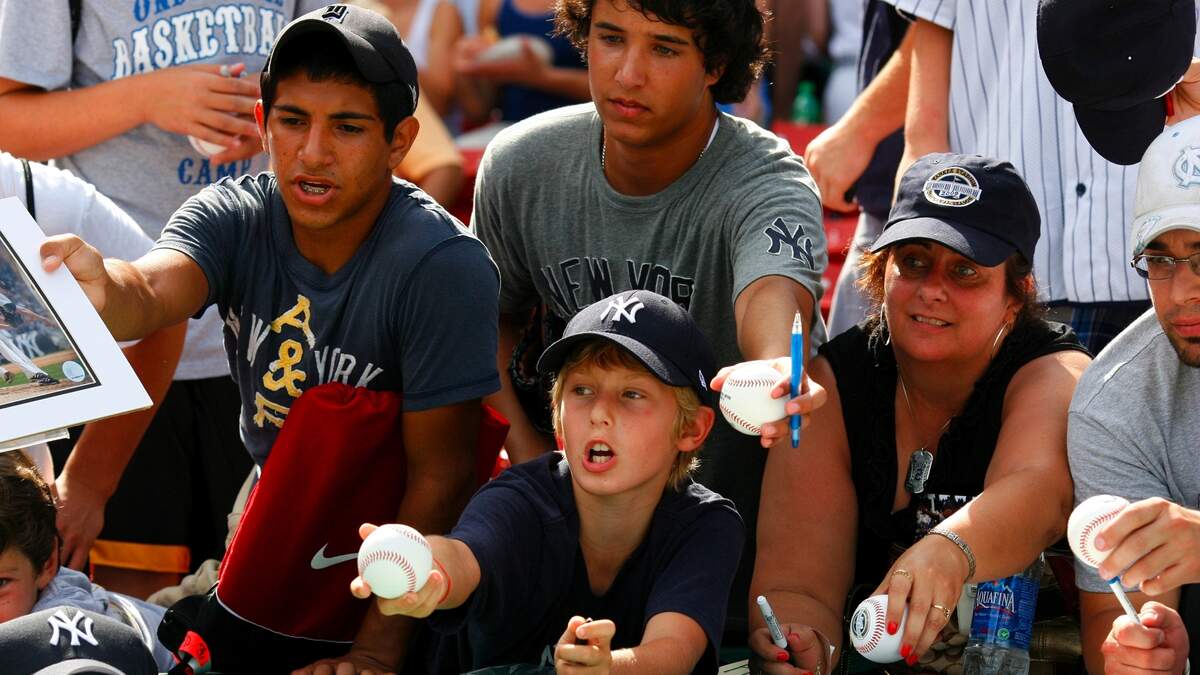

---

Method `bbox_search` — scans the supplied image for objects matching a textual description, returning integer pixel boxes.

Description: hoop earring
[882,305,892,346]
[991,321,1012,358]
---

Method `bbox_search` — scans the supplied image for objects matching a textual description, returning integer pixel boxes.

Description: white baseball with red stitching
[719,362,788,436]
[1068,495,1131,569]
[850,595,906,663]
[357,524,433,599]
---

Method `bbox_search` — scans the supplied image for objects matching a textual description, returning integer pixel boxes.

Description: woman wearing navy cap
[748,153,1091,674]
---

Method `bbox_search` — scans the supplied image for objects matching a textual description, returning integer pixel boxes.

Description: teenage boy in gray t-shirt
[474,0,829,638]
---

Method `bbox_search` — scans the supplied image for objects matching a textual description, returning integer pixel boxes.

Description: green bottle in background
[791,81,822,124]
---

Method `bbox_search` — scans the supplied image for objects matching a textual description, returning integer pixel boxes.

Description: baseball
[1068,494,1130,568]
[476,34,553,65]
[719,362,787,435]
[188,135,227,158]
[850,595,907,663]
[357,524,433,599]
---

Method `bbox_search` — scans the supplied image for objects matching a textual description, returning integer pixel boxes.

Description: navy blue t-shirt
[429,454,744,674]
[155,174,501,465]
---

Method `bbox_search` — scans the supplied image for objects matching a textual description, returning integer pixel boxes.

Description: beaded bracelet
[927,525,976,583]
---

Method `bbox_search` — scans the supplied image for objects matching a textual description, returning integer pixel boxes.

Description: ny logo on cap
[47,609,99,647]
[1173,146,1200,188]
[322,4,350,23]
[600,294,645,324]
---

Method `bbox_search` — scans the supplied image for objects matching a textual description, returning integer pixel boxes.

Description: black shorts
[51,375,251,574]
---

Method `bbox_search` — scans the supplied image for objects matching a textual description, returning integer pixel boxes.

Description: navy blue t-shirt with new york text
[429,454,744,674]
[155,174,501,465]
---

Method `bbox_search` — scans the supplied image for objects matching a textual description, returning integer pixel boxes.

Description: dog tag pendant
[905,449,934,494]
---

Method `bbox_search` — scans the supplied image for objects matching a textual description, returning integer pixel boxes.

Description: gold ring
[892,569,913,581]
[931,603,952,620]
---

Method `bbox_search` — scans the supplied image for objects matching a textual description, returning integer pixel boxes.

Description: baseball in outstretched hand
[357,524,433,599]
[718,362,787,436]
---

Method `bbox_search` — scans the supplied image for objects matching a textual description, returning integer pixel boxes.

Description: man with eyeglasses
[1067,118,1200,675]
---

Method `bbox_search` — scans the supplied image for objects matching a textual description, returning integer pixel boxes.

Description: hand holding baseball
[554,616,616,674]
[1101,601,1190,675]
[748,623,831,674]
[351,523,447,618]
[871,537,969,667]
[710,357,827,448]
[1091,497,1200,595]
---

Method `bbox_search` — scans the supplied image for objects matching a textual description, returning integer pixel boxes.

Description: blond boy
[355,290,744,674]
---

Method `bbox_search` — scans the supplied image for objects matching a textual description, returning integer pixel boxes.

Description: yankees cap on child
[1129,116,1200,259]
[263,4,419,117]
[871,153,1040,266]
[1037,0,1195,166]
[0,607,158,675]
[537,291,718,403]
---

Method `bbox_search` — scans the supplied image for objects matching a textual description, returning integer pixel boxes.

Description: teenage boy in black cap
[40,5,500,672]
[355,290,743,674]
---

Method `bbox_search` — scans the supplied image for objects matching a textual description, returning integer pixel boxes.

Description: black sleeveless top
[818,318,1088,586]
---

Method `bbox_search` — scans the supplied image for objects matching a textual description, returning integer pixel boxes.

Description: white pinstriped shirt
[884,0,1198,304]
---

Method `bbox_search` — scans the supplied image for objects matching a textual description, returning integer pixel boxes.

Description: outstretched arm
[40,236,210,341]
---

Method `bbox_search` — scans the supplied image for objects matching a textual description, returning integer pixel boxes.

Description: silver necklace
[600,120,716,170]
[897,370,955,494]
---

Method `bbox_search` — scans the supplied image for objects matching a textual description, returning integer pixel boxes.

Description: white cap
[1132,116,1200,259]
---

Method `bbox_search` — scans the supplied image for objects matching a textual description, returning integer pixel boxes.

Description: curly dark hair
[0,451,57,574]
[554,0,770,104]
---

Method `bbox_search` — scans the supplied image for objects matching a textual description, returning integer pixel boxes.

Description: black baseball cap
[263,4,419,117]
[872,153,1040,266]
[537,291,717,403]
[1037,0,1195,166]
[0,607,158,675]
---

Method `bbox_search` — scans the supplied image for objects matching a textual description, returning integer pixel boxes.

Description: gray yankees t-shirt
[1068,309,1200,593]
[474,104,827,630]
[0,0,327,379]
[156,174,501,465]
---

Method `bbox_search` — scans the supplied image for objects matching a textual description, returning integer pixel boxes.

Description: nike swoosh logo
[310,544,358,570]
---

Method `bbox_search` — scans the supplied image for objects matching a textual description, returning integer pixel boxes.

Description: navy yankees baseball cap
[872,154,1040,267]
[0,607,158,675]
[537,291,717,403]
[1037,0,1195,166]
[263,4,419,117]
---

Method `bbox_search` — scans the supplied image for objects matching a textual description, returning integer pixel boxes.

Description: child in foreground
[357,290,744,674]
[0,450,174,669]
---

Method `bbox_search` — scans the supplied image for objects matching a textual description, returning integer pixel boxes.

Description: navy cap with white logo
[263,4,419,117]
[537,291,717,403]
[0,607,158,675]
[872,153,1040,267]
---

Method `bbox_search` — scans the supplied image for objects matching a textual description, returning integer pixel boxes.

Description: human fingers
[40,234,88,273]
[1111,613,1165,651]
[785,626,831,672]
[359,523,379,540]
[748,627,794,668]
[897,578,933,666]
[913,600,953,662]
[879,568,911,642]
[370,569,447,617]
[556,616,589,648]
[576,619,616,649]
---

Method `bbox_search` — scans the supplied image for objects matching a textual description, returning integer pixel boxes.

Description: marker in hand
[789,312,804,449]
[757,594,788,650]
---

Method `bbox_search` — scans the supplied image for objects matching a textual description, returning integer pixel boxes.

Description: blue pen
[790,312,803,449]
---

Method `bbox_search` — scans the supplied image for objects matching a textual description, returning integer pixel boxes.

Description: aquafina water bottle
[962,553,1044,675]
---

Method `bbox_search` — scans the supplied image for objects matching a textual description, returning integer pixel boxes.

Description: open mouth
[587,443,615,465]
[299,180,332,195]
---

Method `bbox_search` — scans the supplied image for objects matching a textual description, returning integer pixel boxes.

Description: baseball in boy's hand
[357,523,433,599]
